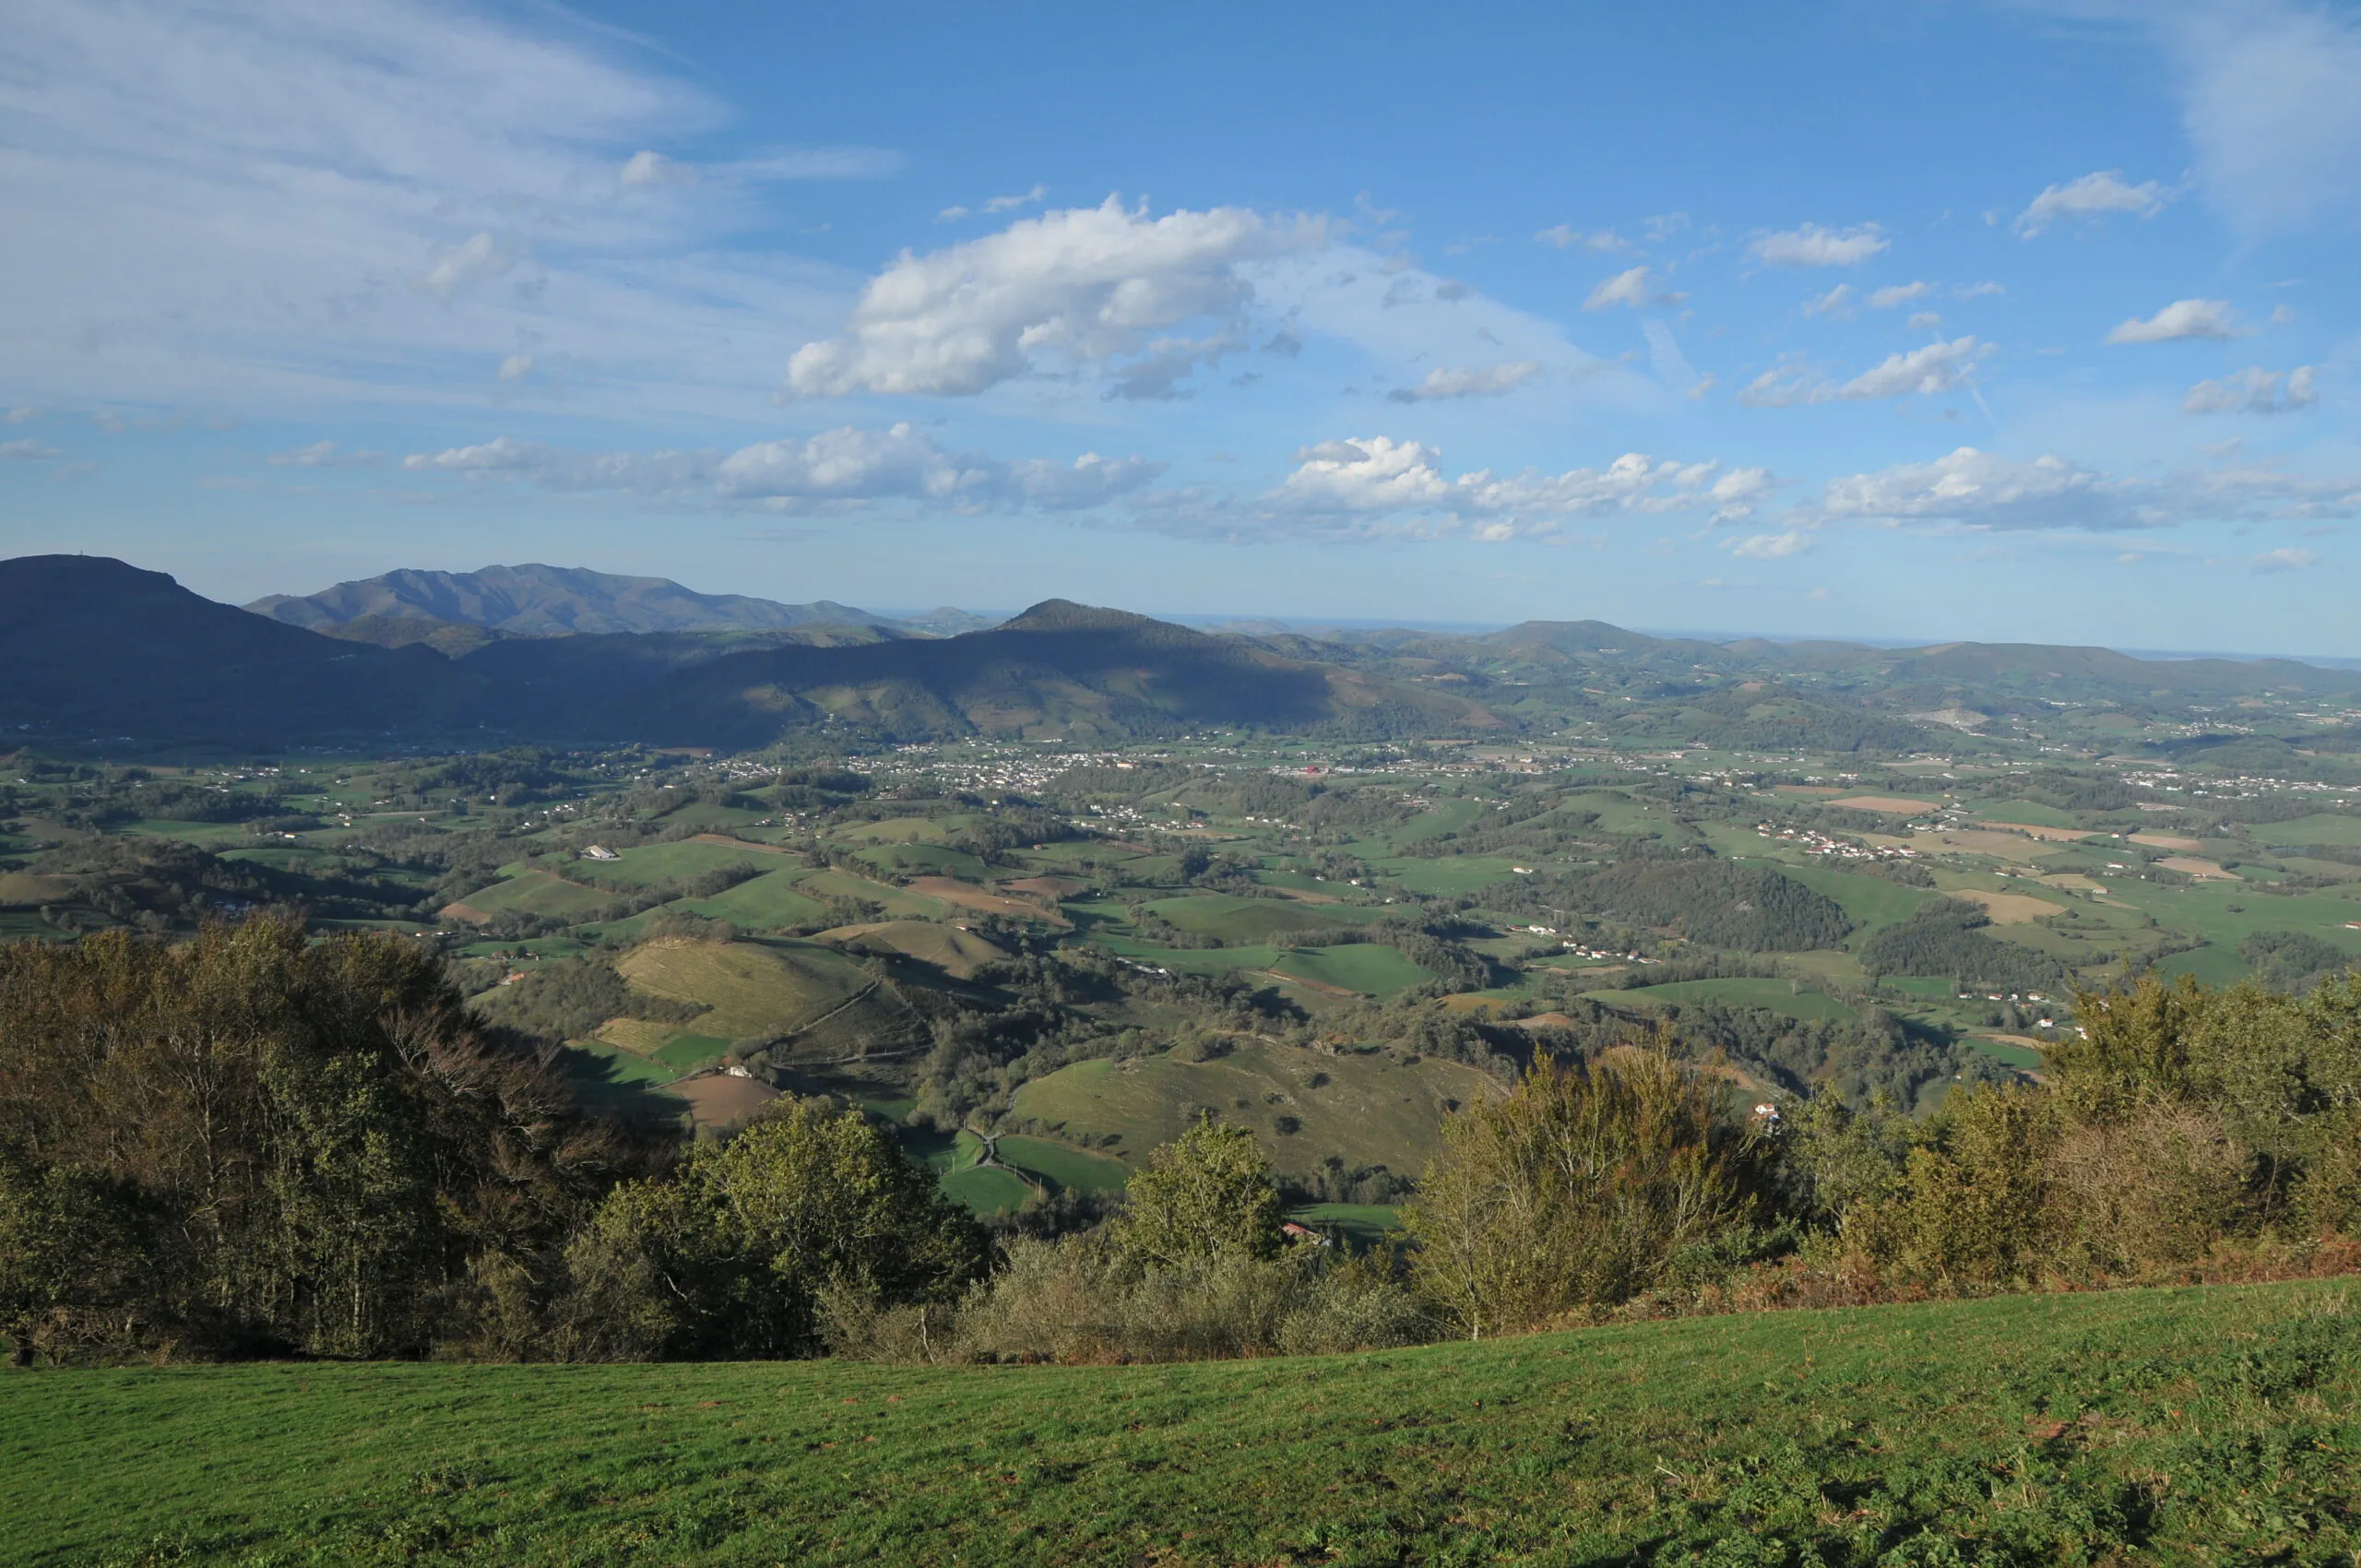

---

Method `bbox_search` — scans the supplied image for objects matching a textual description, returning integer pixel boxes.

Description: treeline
[1858,899,2066,991]
[1522,859,1854,953]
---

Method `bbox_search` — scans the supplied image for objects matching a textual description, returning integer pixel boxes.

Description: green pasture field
[938,1163,1034,1214]
[793,868,947,920]
[2254,813,2361,847]
[1962,1036,2046,1070]
[2155,943,2255,987]
[1619,977,1857,1024]
[10,1281,2357,1565]
[2102,876,2361,955]
[578,839,774,888]
[1760,861,1940,934]
[670,870,827,931]
[449,871,613,921]
[1266,942,1436,998]
[615,938,872,1040]
[1145,894,1386,944]
[1371,855,1520,896]
[1011,1040,1493,1181]
[830,815,958,845]
[852,843,992,879]
[637,801,772,833]
[992,1134,1130,1194]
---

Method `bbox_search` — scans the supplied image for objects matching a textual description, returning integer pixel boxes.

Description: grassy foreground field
[8,1281,2360,1565]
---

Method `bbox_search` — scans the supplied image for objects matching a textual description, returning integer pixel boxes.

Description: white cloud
[1748,224,1887,267]
[1956,281,2005,299]
[2107,299,2241,344]
[939,183,1048,222]
[401,423,1162,511]
[1535,224,1629,252]
[2158,0,2361,238]
[496,353,535,382]
[1868,281,1933,308]
[784,196,1323,398]
[1386,361,1543,402]
[0,438,59,460]
[618,150,694,188]
[2013,171,2169,236]
[2252,546,2321,572]
[1906,311,1942,330]
[267,440,380,468]
[1584,266,1653,310]
[1802,284,1853,318]
[2183,365,2319,415]
[1820,447,2127,530]
[1264,438,1766,537]
[1726,530,1807,559]
[0,0,893,416]
[1838,338,1987,398]
[1739,338,1988,407]
[1816,445,2361,533]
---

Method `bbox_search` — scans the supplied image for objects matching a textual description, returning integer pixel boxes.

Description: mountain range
[8,552,2358,754]
[247,564,953,639]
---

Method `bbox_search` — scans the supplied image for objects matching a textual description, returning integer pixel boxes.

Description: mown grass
[10,1280,2358,1565]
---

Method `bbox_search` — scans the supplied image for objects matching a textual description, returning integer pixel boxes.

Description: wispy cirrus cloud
[0,0,893,417]
[1747,224,1887,267]
[1811,445,2361,533]
[401,424,1162,511]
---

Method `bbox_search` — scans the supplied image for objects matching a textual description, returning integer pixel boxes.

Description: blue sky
[2,0,2356,652]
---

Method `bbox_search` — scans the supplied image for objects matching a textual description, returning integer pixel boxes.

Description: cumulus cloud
[1748,224,1888,267]
[0,439,59,460]
[1386,361,1543,402]
[401,424,1162,512]
[1263,437,1769,538]
[784,197,1323,398]
[2013,171,2170,236]
[1868,281,1933,308]
[1739,338,1989,407]
[2183,365,2319,415]
[267,440,381,468]
[1907,312,1942,330]
[2107,299,2242,344]
[1535,224,1629,252]
[1584,266,1653,310]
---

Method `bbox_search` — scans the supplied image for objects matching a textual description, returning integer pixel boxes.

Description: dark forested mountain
[0,555,489,744]
[246,564,907,637]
